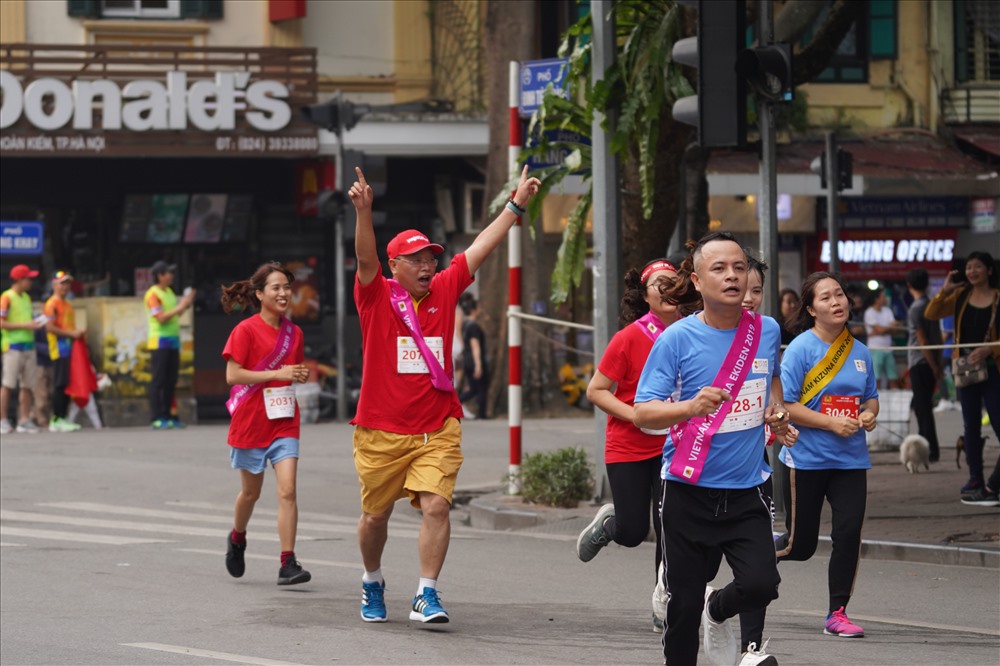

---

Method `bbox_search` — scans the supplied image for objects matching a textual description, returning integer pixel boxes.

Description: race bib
[397,336,445,374]
[263,385,296,420]
[717,377,767,434]
[821,395,860,419]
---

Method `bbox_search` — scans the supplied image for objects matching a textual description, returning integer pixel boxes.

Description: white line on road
[122,642,308,665]
[178,548,360,569]
[782,609,1000,637]
[0,526,170,545]
[0,510,312,542]
[32,502,427,539]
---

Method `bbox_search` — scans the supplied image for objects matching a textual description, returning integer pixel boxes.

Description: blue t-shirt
[779,329,878,471]
[635,313,782,489]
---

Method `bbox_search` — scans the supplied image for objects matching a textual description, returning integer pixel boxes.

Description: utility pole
[757,2,779,319]
[590,0,621,502]
[334,91,347,422]
[825,131,841,275]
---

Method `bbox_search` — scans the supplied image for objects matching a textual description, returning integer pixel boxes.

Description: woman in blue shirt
[776,272,879,639]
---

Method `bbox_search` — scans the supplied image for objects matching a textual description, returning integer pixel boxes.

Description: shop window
[955,0,1000,82]
[68,0,222,19]
[802,2,869,84]
[868,0,896,60]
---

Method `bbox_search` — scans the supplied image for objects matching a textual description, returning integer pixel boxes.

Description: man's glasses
[395,256,438,268]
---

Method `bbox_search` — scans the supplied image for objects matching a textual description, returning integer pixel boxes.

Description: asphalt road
[1,421,998,665]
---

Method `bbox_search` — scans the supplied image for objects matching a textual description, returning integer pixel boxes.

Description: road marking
[782,609,1000,637]
[122,643,308,665]
[36,502,419,541]
[178,548,360,569]
[0,541,27,547]
[0,526,169,545]
[45,501,360,526]
[166,500,362,524]
[0,510,313,542]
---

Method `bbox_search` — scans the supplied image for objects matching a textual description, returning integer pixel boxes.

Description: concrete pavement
[458,407,999,569]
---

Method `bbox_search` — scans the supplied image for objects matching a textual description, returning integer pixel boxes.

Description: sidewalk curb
[467,495,1000,569]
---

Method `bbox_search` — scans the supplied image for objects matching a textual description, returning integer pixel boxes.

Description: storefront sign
[826,196,968,229]
[0,44,318,158]
[971,198,998,234]
[812,229,958,279]
[0,221,44,255]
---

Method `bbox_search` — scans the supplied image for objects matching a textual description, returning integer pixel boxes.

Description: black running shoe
[277,559,311,585]
[226,535,246,578]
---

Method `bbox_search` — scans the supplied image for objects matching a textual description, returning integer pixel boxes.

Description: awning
[951,125,1000,160]
[708,132,1000,197]
[318,117,488,157]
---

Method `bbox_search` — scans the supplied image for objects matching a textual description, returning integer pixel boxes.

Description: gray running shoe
[575,503,614,562]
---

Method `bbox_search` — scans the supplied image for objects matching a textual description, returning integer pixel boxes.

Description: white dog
[900,434,930,474]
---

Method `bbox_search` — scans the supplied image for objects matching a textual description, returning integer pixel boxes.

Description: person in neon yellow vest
[1,264,46,435]
[144,261,195,429]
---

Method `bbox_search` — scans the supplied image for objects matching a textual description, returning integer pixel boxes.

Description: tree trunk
[480,1,553,417]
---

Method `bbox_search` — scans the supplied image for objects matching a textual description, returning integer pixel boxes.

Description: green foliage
[509,447,594,508]
[490,0,690,305]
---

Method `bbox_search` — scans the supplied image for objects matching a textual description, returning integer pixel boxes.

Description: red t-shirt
[352,254,473,434]
[222,314,304,449]
[597,321,668,463]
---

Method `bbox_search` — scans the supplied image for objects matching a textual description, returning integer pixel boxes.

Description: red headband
[641,261,677,284]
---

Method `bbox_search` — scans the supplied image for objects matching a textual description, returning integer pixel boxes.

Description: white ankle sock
[362,568,383,584]
[417,577,437,594]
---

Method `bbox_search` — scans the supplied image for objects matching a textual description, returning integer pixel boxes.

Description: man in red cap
[1,264,45,435]
[347,164,540,625]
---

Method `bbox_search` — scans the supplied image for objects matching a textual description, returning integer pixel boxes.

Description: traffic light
[316,189,348,219]
[671,0,747,148]
[819,149,853,192]
[736,43,794,102]
[301,97,371,135]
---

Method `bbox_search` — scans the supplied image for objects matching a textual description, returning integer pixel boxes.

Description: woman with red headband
[575,258,680,631]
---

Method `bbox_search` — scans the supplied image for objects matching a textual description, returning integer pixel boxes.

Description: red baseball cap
[386,230,444,259]
[10,264,39,280]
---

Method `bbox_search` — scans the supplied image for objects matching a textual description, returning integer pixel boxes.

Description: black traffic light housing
[736,43,794,103]
[301,98,372,134]
[820,149,853,192]
[671,0,747,148]
[316,189,348,219]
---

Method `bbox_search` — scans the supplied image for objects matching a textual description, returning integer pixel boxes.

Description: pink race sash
[668,310,761,483]
[226,316,297,416]
[633,311,667,342]
[388,279,454,392]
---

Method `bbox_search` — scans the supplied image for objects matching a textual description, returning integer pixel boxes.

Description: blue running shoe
[361,580,387,622]
[409,586,449,623]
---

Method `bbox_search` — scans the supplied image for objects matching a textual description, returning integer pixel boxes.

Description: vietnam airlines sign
[0,44,318,157]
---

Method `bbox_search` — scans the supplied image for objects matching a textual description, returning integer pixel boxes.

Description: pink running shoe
[824,606,865,637]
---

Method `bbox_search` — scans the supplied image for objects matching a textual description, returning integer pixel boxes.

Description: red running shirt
[597,322,669,463]
[352,254,473,434]
[222,314,304,449]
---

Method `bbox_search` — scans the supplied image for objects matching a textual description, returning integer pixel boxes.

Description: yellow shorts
[353,417,464,514]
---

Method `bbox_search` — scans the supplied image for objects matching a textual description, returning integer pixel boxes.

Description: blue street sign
[525,129,591,172]
[0,221,44,256]
[519,58,569,117]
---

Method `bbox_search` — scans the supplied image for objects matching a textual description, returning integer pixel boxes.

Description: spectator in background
[864,289,901,389]
[145,261,196,430]
[925,251,1000,498]
[777,288,800,346]
[1,264,45,435]
[935,314,958,412]
[44,271,85,433]
[847,289,868,347]
[458,293,489,420]
[905,268,942,462]
[32,313,53,428]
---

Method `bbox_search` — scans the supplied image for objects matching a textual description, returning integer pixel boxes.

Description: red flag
[66,337,98,408]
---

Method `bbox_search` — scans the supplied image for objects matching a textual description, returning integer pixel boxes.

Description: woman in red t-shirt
[220,262,312,587]
[575,258,680,631]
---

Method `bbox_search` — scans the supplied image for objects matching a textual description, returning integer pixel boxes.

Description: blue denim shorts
[230,437,299,474]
